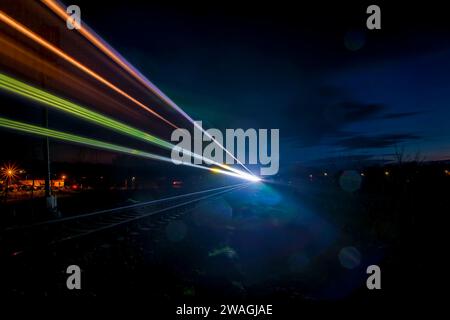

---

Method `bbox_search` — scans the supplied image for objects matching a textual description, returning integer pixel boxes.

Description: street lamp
[1,163,18,180]
[1,163,19,202]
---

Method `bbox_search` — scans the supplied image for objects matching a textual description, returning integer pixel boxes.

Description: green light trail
[0,73,257,180]
[0,73,172,149]
[0,116,256,181]
[0,116,174,163]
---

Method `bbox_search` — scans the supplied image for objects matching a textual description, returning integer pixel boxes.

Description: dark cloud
[309,154,387,166]
[322,102,385,127]
[336,134,422,150]
[341,102,385,122]
[380,111,423,119]
[280,84,389,147]
[281,96,392,151]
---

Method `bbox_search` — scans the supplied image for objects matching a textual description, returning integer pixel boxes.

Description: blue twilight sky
[71,1,450,167]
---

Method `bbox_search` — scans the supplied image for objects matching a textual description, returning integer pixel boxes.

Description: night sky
[2,1,450,169]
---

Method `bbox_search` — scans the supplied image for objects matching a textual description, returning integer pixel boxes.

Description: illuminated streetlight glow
[1,163,18,180]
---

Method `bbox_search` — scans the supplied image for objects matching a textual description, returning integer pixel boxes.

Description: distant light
[210,167,261,182]
[246,175,261,182]
[360,172,365,177]
[309,174,313,179]
[61,175,67,179]
[1,163,19,180]
[240,173,261,182]
[384,171,390,176]
[323,172,328,176]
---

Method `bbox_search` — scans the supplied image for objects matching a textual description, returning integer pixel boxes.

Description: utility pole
[13,0,59,214]
[4,176,9,203]
[43,108,50,199]
[39,25,60,215]
[43,106,56,212]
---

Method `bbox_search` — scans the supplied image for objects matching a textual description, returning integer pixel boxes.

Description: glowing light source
[1,163,18,180]
[211,167,261,182]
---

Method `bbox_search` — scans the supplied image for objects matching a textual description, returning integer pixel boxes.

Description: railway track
[0,183,249,257]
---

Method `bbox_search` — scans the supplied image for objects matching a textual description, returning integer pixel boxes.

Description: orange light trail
[0,10,178,129]
[41,0,255,176]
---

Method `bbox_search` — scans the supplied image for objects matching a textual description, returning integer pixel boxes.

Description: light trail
[0,10,178,129]
[0,116,259,182]
[0,73,258,180]
[0,73,172,149]
[0,35,141,115]
[41,0,255,176]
